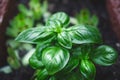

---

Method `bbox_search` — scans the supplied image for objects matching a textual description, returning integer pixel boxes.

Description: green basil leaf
[73,45,94,59]
[46,20,62,31]
[15,27,45,43]
[57,31,72,49]
[15,27,55,44]
[34,30,56,43]
[48,12,70,27]
[29,53,44,69]
[68,25,102,44]
[36,69,49,80]
[42,46,70,75]
[80,60,96,80]
[92,45,118,66]
[60,56,79,74]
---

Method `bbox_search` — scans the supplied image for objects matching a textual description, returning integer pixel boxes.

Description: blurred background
[0,0,120,80]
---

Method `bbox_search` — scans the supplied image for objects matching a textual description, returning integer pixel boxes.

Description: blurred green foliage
[6,0,48,38]
[5,0,48,70]
[7,47,20,69]
[76,9,99,27]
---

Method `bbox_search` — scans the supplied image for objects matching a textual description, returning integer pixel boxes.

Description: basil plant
[15,12,118,80]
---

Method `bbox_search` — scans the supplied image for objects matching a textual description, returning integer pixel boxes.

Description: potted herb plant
[16,12,118,80]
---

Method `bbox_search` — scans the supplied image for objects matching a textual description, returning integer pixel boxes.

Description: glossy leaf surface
[80,60,96,80]
[36,69,49,80]
[15,27,45,43]
[46,20,62,31]
[48,12,70,27]
[68,25,102,44]
[34,30,55,43]
[42,46,70,75]
[29,53,44,69]
[92,45,118,66]
[57,31,72,49]
[15,27,55,44]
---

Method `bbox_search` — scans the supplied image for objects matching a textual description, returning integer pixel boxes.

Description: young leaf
[29,53,44,69]
[42,46,70,75]
[80,60,96,80]
[92,45,118,66]
[46,20,62,33]
[57,31,72,49]
[48,12,70,27]
[68,25,102,44]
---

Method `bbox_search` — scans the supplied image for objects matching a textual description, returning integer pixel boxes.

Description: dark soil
[0,66,34,80]
[0,0,120,80]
